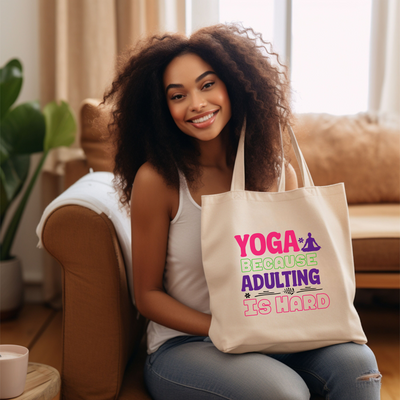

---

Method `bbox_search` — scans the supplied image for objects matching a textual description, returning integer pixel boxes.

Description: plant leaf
[0,168,8,226]
[0,59,23,120]
[0,134,12,165]
[0,101,45,161]
[0,154,30,222]
[43,100,77,151]
[1,151,46,261]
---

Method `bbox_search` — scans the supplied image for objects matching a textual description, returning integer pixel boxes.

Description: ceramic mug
[0,344,29,399]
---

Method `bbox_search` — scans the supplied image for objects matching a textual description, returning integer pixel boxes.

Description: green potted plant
[0,58,77,320]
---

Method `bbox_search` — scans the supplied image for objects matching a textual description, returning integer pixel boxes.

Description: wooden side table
[16,362,60,400]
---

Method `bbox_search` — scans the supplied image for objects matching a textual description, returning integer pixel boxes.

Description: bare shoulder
[134,162,166,189]
[285,162,298,190]
[268,161,298,192]
[131,162,178,220]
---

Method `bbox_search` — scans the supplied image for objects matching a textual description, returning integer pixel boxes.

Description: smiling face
[163,52,232,142]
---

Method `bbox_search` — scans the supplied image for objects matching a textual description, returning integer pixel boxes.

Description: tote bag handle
[230,118,314,192]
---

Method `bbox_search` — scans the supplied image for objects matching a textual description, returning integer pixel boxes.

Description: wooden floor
[1,302,399,399]
[1,304,62,400]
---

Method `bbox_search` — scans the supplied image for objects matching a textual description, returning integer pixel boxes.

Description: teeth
[192,112,215,124]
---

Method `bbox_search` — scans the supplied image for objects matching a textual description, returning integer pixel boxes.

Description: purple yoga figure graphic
[301,232,321,252]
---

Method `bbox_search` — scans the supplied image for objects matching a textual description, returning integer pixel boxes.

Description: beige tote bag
[201,120,367,354]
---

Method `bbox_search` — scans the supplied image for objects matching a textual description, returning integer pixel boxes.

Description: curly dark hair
[101,23,293,213]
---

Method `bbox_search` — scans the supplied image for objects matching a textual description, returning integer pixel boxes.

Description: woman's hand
[131,162,211,337]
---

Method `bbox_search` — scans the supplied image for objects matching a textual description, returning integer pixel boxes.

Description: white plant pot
[0,257,24,320]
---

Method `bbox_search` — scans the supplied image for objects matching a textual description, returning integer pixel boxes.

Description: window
[219,0,274,44]
[217,0,372,115]
[291,0,372,114]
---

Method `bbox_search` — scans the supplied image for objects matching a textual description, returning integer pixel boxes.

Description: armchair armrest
[42,205,145,400]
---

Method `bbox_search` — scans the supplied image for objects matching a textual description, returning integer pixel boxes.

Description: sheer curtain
[39,0,185,307]
[368,0,400,128]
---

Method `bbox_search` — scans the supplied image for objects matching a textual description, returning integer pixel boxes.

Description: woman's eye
[171,94,184,100]
[202,82,215,90]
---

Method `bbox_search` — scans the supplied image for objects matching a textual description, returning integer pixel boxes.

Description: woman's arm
[131,162,211,336]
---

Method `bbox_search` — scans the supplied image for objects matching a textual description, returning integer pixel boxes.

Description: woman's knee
[323,343,382,400]
[342,343,379,371]
[352,344,382,384]
[327,342,381,384]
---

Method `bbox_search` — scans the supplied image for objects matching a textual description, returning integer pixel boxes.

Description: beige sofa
[39,99,399,399]
[289,112,399,289]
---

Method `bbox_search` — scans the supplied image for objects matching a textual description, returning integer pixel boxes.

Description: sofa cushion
[353,238,399,272]
[348,204,400,239]
[349,204,400,272]
[80,98,114,172]
[291,113,400,204]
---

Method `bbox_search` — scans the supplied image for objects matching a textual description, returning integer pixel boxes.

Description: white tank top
[146,171,210,354]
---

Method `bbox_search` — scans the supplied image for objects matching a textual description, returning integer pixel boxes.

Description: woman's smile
[187,110,219,128]
[163,53,231,142]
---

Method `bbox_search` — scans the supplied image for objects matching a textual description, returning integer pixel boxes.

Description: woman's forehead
[163,53,214,86]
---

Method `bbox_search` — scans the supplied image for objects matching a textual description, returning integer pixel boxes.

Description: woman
[102,23,381,400]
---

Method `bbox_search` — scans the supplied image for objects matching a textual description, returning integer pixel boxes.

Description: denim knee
[319,343,381,400]
[339,343,380,377]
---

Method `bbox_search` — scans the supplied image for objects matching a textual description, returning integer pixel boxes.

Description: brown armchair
[40,99,151,399]
[38,99,399,400]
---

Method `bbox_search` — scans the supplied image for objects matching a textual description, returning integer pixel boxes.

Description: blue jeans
[144,336,381,400]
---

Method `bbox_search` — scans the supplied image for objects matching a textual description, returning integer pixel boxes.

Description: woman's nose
[190,91,207,112]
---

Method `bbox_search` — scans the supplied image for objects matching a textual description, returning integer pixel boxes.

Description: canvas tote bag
[201,120,367,354]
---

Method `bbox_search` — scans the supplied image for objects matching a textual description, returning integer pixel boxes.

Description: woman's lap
[144,336,381,400]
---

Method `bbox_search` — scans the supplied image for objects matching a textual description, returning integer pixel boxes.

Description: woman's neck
[196,125,231,171]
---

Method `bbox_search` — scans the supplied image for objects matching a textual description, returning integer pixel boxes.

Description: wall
[0,0,44,302]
